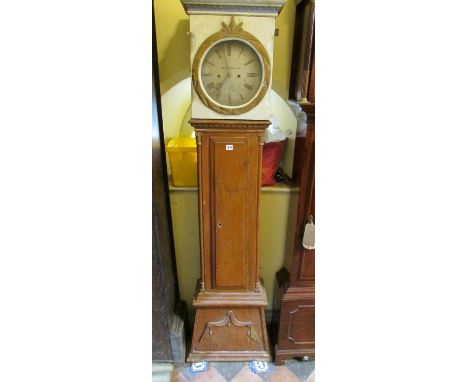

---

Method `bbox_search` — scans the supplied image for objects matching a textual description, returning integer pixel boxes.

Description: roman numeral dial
[200,39,263,107]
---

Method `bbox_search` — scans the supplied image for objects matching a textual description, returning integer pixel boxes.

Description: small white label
[226,144,234,151]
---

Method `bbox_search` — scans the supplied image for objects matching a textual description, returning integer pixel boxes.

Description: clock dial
[200,40,263,107]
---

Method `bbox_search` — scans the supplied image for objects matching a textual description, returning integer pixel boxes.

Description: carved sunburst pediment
[221,16,243,34]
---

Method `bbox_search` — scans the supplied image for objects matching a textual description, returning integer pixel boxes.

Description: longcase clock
[181,0,286,362]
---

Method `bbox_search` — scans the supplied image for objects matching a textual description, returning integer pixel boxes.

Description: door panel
[211,137,249,289]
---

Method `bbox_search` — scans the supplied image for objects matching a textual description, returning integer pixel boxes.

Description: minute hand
[223,50,231,78]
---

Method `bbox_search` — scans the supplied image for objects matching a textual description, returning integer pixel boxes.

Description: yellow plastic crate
[166,137,198,187]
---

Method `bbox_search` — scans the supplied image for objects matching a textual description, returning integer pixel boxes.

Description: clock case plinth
[187,119,271,362]
[188,280,270,362]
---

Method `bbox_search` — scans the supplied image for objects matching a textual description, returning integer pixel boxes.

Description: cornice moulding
[181,0,287,16]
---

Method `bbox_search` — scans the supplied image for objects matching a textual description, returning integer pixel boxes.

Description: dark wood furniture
[274,0,315,365]
[275,104,315,365]
[152,61,179,363]
[289,0,315,103]
[187,119,271,362]
[152,9,186,363]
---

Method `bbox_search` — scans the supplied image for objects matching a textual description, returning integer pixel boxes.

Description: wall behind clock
[153,0,297,99]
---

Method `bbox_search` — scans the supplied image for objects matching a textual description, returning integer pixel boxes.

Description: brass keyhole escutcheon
[217,223,223,228]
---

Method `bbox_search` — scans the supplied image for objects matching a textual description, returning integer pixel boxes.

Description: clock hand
[214,73,231,99]
[212,47,231,96]
[223,49,231,78]
[221,73,230,85]
[218,51,231,90]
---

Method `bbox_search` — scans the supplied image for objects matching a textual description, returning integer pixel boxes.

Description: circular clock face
[200,39,263,107]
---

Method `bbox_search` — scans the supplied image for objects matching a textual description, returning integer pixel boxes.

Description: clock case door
[197,123,263,292]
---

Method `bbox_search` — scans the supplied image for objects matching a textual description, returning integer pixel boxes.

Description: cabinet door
[199,131,261,292]
[212,136,250,289]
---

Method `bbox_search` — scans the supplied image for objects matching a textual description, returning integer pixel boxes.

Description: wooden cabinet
[275,103,315,365]
[276,266,315,356]
[187,119,271,362]
[275,0,315,362]
[152,16,186,361]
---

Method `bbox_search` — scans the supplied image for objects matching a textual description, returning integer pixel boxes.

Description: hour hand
[223,50,231,78]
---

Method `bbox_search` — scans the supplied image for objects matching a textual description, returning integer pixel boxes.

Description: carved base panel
[188,283,271,362]
[188,307,270,362]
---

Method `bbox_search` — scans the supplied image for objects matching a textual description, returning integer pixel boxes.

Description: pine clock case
[182,1,285,362]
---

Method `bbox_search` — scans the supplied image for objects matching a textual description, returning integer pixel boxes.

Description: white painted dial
[200,39,263,107]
